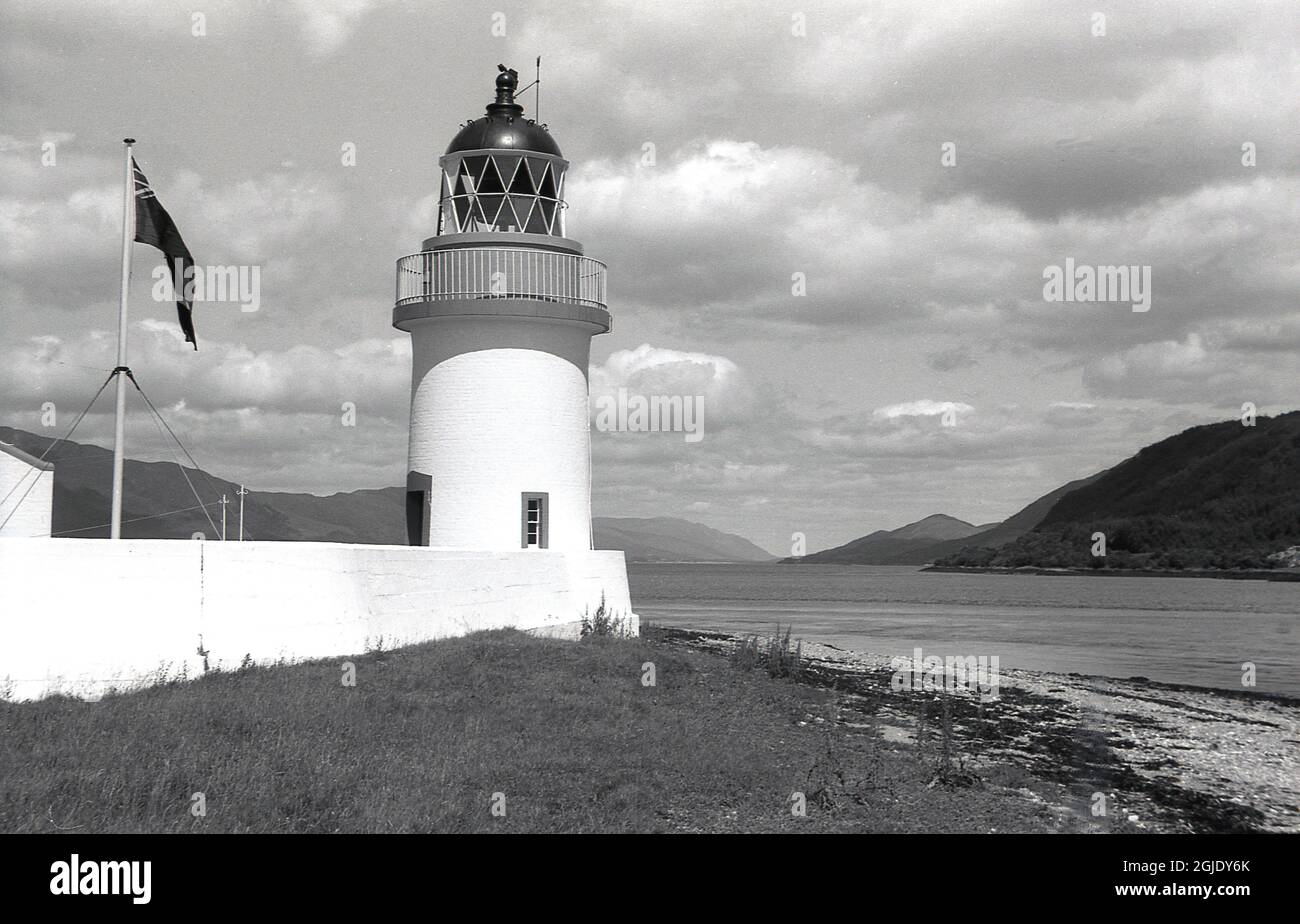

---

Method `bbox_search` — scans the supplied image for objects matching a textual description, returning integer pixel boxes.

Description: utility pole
[237,484,248,541]
[220,494,229,541]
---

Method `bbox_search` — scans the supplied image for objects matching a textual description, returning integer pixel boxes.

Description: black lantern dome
[445,67,562,157]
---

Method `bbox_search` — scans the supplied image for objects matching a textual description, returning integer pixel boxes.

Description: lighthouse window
[508,158,532,194]
[439,153,568,236]
[521,493,548,549]
[524,201,549,234]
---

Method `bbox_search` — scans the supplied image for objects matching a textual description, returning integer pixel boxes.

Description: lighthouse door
[406,471,432,546]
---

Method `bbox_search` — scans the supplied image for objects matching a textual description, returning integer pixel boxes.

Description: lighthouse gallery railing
[396,248,607,311]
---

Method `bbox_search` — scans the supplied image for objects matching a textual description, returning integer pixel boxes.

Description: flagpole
[110,138,135,539]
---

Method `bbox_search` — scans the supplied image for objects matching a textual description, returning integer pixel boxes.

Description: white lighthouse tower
[394,65,611,550]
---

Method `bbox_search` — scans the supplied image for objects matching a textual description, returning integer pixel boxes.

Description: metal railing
[396,247,607,310]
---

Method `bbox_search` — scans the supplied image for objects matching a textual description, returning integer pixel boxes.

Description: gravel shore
[657,626,1300,833]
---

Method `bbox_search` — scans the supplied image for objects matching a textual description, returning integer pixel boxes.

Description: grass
[0,629,1079,833]
[730,624,804,680]
[579,593,630,639]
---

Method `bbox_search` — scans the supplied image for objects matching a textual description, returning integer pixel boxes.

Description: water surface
[629,564,1300,697]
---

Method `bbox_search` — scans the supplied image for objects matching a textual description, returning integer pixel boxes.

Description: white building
[395,66,611,552]
[0,442,53,538]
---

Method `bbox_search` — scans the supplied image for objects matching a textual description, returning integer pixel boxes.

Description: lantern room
[437,66,568,237]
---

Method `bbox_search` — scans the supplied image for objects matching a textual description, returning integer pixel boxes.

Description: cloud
[873,400,974,420]
[0,144,347,317]
[0,0,387,58]
[516,0,1299,218]
[590,343,754,429]
[927,346,977,372]
[0,322,410,419]
[1045,402,1103,428]
[572,139,1300,380]
[1081,331,1300,406]
[571,140,854,316]
[287,0,385,56]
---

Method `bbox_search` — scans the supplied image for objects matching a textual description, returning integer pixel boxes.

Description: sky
[1,0,1297,555]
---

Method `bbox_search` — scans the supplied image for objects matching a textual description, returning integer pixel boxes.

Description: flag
[132,157,197,349]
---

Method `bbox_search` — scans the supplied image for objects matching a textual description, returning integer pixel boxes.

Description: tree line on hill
[935,411,1300,571]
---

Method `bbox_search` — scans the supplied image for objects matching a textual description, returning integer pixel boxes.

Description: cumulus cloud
[590,343,752,426]
[873,400,974,420]
[1081,331,1300,407]
[571,140,855,316]
[0,141,348,323]
[520,0,1300,217]
[0,323,410,418]
[287,0,386,56]
[572,141,1300,379]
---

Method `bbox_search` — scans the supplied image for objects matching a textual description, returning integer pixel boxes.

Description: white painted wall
[0,540,634,701]
[407,315,596,550]
[0,446,52,538]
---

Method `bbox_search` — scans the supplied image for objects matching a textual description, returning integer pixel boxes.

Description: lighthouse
[394,65,611,550]
[1,67,635,701]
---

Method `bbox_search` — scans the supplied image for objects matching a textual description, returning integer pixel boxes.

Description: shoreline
[920,565,1300,581]
[654,626,1300,833]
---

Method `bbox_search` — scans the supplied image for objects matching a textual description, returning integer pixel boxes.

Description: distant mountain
[0,428,771,561]
[787,513,986,564]
[888,513,985,542]
[885,472,1106,565]
[593,516,775,562]
[936,411,1300,570]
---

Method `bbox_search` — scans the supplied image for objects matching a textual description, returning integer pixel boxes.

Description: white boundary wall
[0,447,52,538]
[0,539,634,701]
